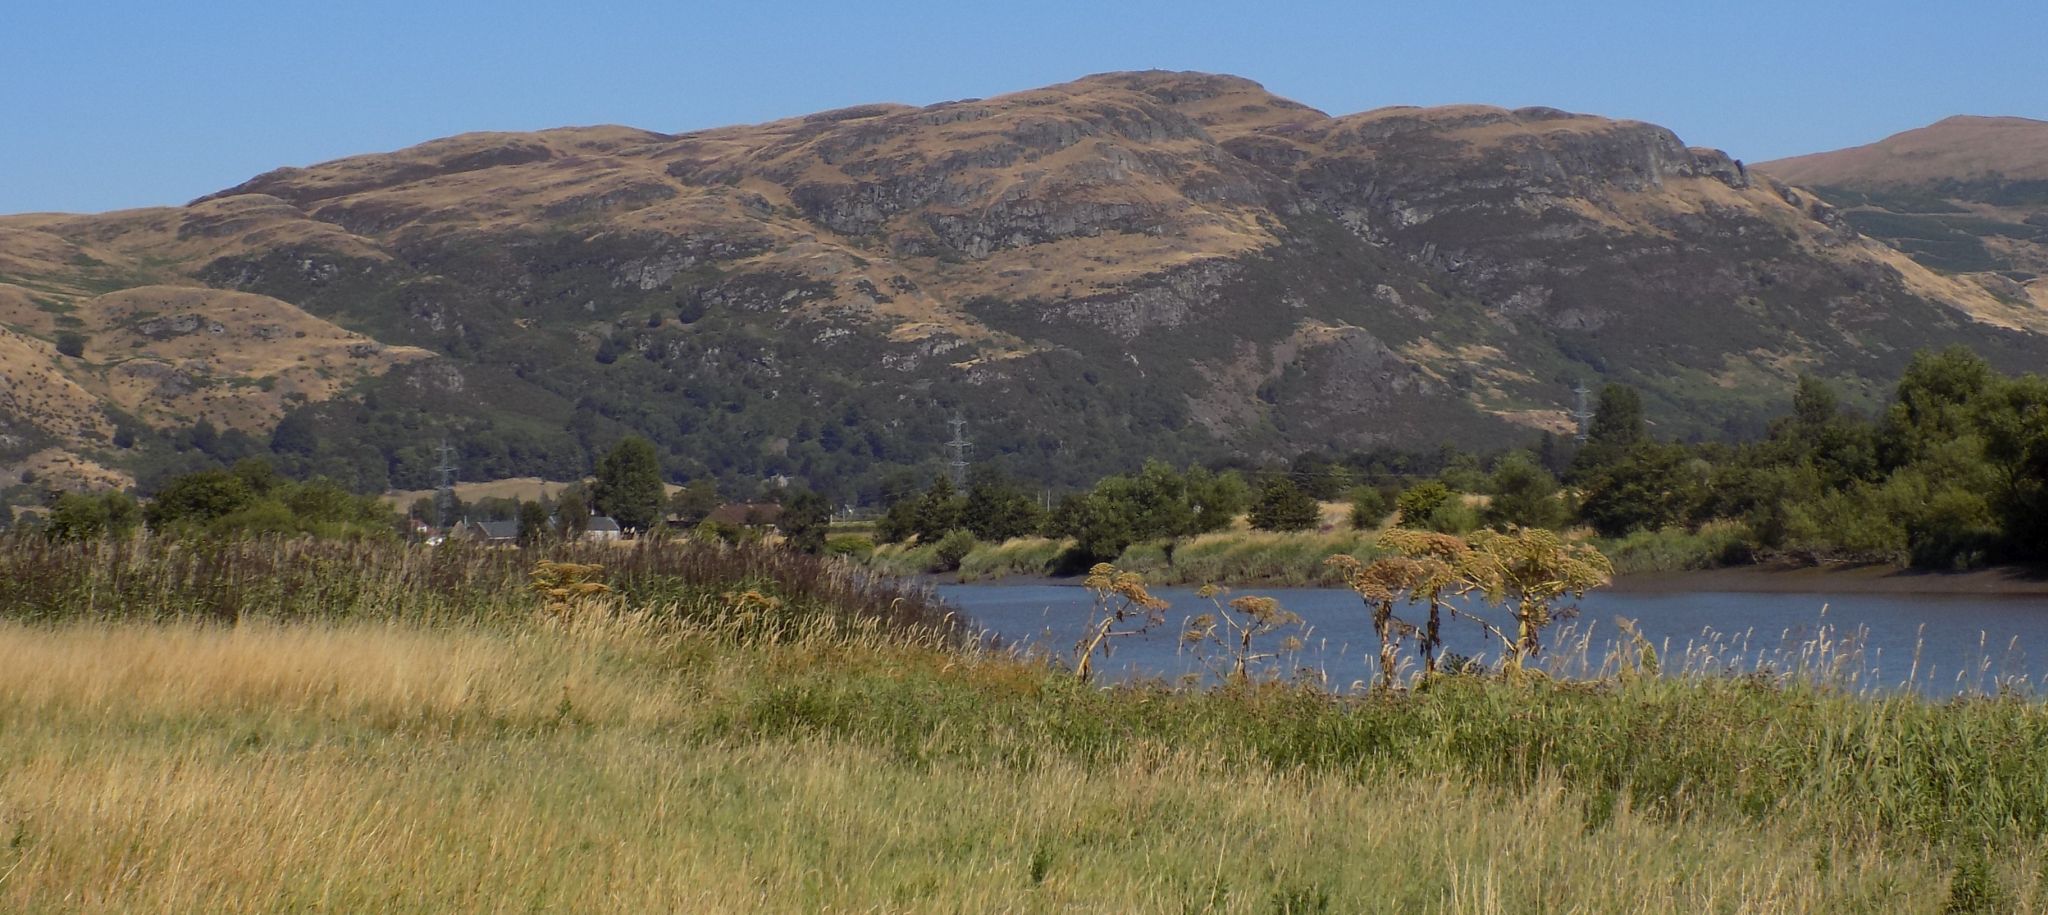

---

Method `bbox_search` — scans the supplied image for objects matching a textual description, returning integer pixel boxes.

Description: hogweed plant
[1462,527,1614,675]
[528,560,614,619]
[1328,529,1472,689]
[1076,563,1169,683]
[1329,527,1614,687]
[1181,584,1303,683]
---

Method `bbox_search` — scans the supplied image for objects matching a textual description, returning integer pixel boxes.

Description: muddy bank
[1611,563,2048,597]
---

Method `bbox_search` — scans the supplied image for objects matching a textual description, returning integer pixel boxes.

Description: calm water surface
[936,583,2048,696]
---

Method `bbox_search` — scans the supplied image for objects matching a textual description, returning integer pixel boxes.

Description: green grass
[5,610,2047,912]
[1596,521,1753,575]
[6,535,2048,910]
[958,535,1072,581]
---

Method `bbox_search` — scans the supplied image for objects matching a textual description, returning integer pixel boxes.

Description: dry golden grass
[5,619,2028,913]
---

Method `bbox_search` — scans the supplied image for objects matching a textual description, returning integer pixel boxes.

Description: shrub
[931,530,978,573]
[1347,487,1390,531]
[1249,477,1319,532]
[54,332,86,358]
[1395,482,1451,527]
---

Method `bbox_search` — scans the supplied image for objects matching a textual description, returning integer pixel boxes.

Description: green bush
[1346,487,1390,531]
[825,533,876,561]
[1395,482,1451,527]
[931,530,978,573]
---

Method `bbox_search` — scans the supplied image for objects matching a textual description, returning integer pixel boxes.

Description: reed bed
[0,534,960,638]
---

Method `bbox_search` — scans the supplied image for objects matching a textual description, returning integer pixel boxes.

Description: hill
[6,72,2048,508]
[1759,115,2048,306]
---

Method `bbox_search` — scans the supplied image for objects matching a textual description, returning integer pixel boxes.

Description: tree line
[869,346,2048,572]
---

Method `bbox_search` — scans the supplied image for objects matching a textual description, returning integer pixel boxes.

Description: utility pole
[1570,382,1593,444]
[434,440,459,531]
[945,415,971,486]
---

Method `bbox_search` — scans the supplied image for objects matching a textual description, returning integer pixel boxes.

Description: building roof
[587,515,622,533]
[468,520,519,541]
[707,502,783,526]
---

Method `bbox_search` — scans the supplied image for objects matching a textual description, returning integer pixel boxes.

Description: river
[935,582,2048,696]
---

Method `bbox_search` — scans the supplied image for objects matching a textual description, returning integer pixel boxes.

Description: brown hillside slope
[1762,116,2048,188]
[6,72,2048,498]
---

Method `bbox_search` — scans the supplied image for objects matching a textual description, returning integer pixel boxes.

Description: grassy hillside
[3,537,2047,911]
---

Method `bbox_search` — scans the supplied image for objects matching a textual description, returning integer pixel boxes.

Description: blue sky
[6,0,2042,214]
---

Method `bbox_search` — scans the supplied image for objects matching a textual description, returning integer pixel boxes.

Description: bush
[825,533,876,561]
[1347,487,1390,531]
[931,530,978,573]
[1248,478,1319,532]
[1395,482,1451,527]
[54,332,86,359]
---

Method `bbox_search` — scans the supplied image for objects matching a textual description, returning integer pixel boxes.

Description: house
[585,515,624,542]
[457,519,520,545]
[707,502,783,532]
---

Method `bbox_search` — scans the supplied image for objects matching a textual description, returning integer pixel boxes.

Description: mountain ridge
[5,71,2046,506]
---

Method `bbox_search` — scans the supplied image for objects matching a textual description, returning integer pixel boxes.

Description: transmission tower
[434,440,459,531]
[1570,382,1594,443]
[944,415,971,486]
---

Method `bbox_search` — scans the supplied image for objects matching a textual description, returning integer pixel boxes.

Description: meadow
[4,536,2047,912]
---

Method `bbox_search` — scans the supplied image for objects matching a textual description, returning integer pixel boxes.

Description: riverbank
[1611,561,2048,596]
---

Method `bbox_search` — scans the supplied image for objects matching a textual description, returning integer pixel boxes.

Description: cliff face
[6,72,2047,498]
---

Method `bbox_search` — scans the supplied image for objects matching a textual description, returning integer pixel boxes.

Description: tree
[1482,453,1564,531]
[668,479,719,526]
[54,332,86,359]
[961,467,1044,542]
[1046,492,1138,564]
[1879,346,1994,470]
[1577,443,1701,537]
[1347,486,1391,531]
[1185,468,1249,534]
[1571,383,1647,478]
[269,411,319,456]
[517,500,552,545]
[593,436,664,531]
[1974,373,2048,555]
[232,457,282,496]
[1395,481,1452,527]
[45,491,141,542]
[1248,477,1320,532]
[556,487,591,538]
[144,469,253,530]
[908,477,965,542]
[1127,461,1196,539]
[780,488,832,555]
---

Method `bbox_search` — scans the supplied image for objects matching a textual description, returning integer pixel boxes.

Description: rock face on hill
[5,72,2048,502]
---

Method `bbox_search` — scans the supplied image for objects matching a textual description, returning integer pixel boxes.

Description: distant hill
[1759,116,2048,304]
[6,72,2048,507]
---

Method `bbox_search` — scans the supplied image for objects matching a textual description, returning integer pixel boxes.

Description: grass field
[4,537,2048,912]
